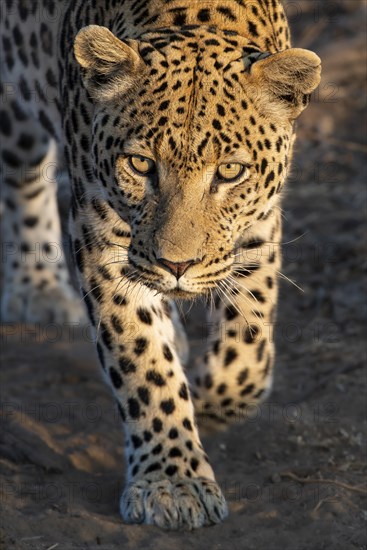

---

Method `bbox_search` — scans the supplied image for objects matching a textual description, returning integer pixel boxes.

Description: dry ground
[1,1,366,549]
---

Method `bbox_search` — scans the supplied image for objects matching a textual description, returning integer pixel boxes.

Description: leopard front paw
[120,477,228,530]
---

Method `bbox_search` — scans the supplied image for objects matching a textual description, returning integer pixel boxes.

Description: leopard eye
[128,155,156,176]
[217,163,246,182]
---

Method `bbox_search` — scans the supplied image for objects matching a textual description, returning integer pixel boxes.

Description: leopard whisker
[276,270,304,292]
[219,278,255,327]
[225,273,265,307]
[225,274,274,316]
[217,280,246,321]
[228,272,276,308]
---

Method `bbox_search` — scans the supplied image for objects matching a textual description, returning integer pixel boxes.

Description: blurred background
[1,1,366,548]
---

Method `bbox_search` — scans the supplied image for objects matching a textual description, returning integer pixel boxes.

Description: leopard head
[74,25,321,298]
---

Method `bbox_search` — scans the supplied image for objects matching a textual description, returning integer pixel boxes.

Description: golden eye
[217,163,246,182]
[128,155,156,175]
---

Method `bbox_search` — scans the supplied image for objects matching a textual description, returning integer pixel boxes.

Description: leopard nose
[157,258,198,279]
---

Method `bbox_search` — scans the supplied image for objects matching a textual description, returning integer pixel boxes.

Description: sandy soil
[1,1,366,549]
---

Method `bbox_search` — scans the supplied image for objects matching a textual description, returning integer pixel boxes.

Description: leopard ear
[74,25,143,102]
[250,48,321,119]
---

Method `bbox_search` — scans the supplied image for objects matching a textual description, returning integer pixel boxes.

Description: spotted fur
[0,0,321,530]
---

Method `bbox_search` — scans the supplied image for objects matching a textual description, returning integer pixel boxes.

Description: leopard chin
[165,288,202,300]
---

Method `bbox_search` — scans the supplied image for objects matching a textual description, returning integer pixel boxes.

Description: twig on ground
[312,498,327,513]
[280,471,367,495]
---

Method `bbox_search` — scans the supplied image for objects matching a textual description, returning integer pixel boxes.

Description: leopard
[0,0,321,530]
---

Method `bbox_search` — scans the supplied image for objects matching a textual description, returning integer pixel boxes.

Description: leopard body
[0,0,321,529]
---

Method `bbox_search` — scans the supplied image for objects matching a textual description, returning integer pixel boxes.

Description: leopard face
[75,25,321,299]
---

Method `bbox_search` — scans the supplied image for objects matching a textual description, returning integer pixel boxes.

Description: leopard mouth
[130,272,205,298]
[126,254,235,298]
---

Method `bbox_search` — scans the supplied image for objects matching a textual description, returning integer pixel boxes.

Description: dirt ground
[1,1,366,549]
